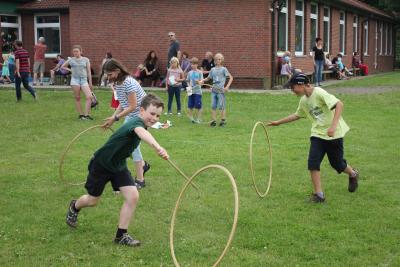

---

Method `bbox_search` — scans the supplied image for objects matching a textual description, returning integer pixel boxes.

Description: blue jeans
[211,92,226,110]
[167,85,181,113]
[15,72,36,101]
[314,59,324,85]
[8,63,15,82]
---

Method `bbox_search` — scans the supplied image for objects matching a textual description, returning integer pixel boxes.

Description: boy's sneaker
[114,233,141,247]
[210,120,217,127]
[348,169,359,192]
[177,112,181,116]
[135,179,146,189]
[219,120,226,127]
[310,193,326,203]
[85,115,94,120]
[66,200,79,228]
[79,115,86,120]
[195,118,201,124]
[143,161,150,175]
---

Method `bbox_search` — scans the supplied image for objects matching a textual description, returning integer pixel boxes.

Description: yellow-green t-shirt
[295,87,349,140]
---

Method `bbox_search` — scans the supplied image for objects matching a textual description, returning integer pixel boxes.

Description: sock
[116,228,127,239]
[316,192,324,198]
[72,202,80,213]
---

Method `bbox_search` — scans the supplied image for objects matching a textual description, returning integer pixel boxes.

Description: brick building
[1,0,397,89]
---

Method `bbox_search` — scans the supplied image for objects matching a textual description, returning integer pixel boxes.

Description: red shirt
[34,44,47,62]
[15,48,30,73]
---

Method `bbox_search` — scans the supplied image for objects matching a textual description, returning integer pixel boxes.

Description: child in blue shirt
[200,53,233,127]
[186,57,203,123]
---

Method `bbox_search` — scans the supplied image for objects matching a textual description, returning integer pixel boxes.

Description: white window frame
[353,15,358,53]
[323,7,330,52]
[310,2,318,50]
[389,25,392,55]
[339,11,345,54]
[379,22,383,55]
[364,20,368,56]
[277,0,289,53]
[34,13,61,58]
[295,0,304,56]
[385,23,388,55]
[0,14,22,43]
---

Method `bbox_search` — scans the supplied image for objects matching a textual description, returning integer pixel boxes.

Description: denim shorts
[211,92,226,110]
[124,117,143,162]
[188,94,202,109]
[70,77,89,86]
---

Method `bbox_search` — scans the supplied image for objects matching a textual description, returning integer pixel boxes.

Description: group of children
[164,52,233,127]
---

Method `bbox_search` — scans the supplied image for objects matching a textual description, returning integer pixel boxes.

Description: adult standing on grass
[101,59,150,189]
[33,37,47,86]
[61,45,94,120]
[167,32,181,67]
[312,37,324,87]
[268,72,359,203]
[14,40,36,101]
[66,94,169,247]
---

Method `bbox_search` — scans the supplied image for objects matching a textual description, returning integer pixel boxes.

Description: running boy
[268,72,359,203]
[66,94,169,246]
[186,57,203,123]
[200,53,233,127]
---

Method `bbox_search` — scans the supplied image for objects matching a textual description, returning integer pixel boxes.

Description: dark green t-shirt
[93,117,145,172]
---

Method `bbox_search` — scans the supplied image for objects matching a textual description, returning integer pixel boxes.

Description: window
[353,16,358,53]
[363,20,368,55]
[295,0,304,55]
[277,0,288,52]
[1,15,21,53]
[339,11,345,54]
[34,14,61,57]
[310,3,318,50]
[323,7,330,52]
[379,22,383,55]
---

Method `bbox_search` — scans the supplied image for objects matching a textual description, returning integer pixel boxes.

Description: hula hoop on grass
[249,121,273,198]
[59,125,114,186]
[169,164,239,267]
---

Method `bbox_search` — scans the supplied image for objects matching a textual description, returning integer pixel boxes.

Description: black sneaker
[210,120,217,127]
[114,233,141,247]
[85,115,94,120]
[310,193,326,203]
[79,115,86,120]
[219,120,226,127]
[348,169,359,192]
[66,200,79,228]
[135,179,146,189]
[143,161,150,175]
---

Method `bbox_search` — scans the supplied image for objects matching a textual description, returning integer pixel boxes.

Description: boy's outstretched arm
[327,100,343,137]
[134,127,169,160]
[267,114,300,126]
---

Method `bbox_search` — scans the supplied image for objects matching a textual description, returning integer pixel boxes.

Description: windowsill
[295,54,307,58]
[45,54,58,59]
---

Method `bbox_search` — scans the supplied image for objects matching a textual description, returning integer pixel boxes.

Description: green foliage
[0,80,399,266]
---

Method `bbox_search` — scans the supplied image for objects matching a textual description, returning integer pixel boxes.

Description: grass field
[0,75,399,266]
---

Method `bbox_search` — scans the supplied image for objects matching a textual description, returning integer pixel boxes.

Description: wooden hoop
[167,159,199,190]
[249,121,272,198]
[59,125,114,186]
[170,164,239,267]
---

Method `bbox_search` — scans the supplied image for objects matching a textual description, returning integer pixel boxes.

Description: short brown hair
[190,57,199,64]
[141,94,164,110]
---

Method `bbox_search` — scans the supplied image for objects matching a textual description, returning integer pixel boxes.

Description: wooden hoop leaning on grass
[249,121,273,198]
[169,164,239,267]
[59,125,114,186]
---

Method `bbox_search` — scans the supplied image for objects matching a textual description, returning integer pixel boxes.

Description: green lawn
[0,80,399,266]
[325,70,400,88]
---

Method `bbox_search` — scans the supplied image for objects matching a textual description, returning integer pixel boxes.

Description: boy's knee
[126,190,139,206]
[87,196,100,206]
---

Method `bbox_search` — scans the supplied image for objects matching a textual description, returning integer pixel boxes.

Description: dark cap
[283,72,310,89]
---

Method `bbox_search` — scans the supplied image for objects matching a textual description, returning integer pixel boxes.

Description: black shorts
[85,158,136,197]
[308,137,347,173]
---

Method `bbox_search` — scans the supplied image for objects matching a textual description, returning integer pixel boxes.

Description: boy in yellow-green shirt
[268,72,359,203]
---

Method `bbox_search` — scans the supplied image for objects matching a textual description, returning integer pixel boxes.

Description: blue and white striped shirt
[115,76,146,118]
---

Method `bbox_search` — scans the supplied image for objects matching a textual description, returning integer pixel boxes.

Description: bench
[349,68,361,76]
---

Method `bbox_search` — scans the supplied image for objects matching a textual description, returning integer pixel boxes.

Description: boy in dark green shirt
[66,94,169,246]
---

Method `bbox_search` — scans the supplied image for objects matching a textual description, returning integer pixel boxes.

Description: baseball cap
[283,72,310,89]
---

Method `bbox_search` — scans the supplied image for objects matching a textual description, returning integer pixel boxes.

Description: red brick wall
[68,0,271,88]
